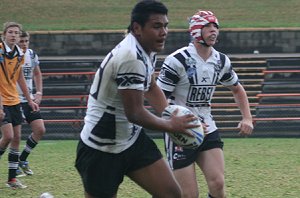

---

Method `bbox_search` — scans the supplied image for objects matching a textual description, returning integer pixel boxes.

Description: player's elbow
[125,111,141,124]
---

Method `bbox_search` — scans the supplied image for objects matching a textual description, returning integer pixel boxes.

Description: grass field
[1,0,300,31]
[0,138,299,197]
[0,1,299,198]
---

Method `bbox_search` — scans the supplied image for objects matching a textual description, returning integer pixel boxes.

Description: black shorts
[165,130,224,170]
[75,130,162,197]
[1,104,23,127]
[21,102,42,123]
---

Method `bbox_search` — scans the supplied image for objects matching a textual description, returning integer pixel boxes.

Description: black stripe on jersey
[91,112,116,140]
[116,73,144,87]
[220,71,234,82]
[183,49,191,58]
[157,62,180,86]
[136,47,149,88]
[212,53,226,85]
[174,51,196,84]
[88,137,116,146]
[91,52,113,100]
[183,49,198,84]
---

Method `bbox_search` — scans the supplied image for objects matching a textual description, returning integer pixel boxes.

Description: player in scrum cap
[157,10,253,198]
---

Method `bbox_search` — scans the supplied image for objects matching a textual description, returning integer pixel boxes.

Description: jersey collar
[3,41,24,56]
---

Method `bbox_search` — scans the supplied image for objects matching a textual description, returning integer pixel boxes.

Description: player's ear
[132,22,142,36]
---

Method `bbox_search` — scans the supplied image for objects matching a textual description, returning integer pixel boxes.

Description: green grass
[1,0,300,31]
[0,138,299,197]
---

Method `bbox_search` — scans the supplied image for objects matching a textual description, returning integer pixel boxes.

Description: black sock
[19,135,38,161]
[207,193,216,198]
[8,148,19,180]
[0,147,6,159]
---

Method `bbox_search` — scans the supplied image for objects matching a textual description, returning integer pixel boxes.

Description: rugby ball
[162,105,204,149]
[40,192,54,198]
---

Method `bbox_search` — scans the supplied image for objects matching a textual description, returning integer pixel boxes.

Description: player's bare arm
[33,66,43,104]
[144,74,168,115]
[228,83,253,135]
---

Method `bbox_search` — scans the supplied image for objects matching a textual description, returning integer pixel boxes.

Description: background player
[157,10,253,198]
[16,30,45,177]
[0,22,39,189]
[0,95,4,121]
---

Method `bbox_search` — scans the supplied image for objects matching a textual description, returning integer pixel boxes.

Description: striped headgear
[189,10,219,44]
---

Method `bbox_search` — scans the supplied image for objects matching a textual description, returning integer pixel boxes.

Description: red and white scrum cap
[189,10,219,43]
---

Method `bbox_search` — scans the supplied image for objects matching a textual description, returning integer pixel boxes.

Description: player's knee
[181,188,199,198]
[208,175,225,193]
[34,125,46,136]
[155,184,182,198]
[2,135,13,144]
[39,126,46,135]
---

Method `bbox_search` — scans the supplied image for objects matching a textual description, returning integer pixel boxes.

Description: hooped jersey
[0,42,24,106]
[80,33,156,153]
[17,49,40,102]
[157,43,239,133]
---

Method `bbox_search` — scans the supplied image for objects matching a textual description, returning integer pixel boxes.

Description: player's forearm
[121,89,171,132]
[18,74,33,103]
[233,86,252,120]
[33,67,43,94]
[144,83,168,116]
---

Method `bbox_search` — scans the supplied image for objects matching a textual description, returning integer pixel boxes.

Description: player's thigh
[196,148,225,182]
[173,163,199,197]
[128,158,182,198]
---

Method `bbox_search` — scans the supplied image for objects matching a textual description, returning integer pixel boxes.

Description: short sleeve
[219,56,239,86]
[116,59,146,91]
[157,56,182,92]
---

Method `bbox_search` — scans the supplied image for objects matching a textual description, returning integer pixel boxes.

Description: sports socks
[207,193,216,198]
[8,148,19,180]
[19,135,38,161]
[0,147,6,159]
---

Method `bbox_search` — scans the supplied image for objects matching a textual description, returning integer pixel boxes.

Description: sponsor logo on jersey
[187,85,215,106]
[185,57,196,66]
[214,62,222,73]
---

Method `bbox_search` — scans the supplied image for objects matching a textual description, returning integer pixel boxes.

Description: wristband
[36,91,43,95]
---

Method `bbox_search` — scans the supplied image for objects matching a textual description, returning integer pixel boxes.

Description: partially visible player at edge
[0,95,4,121]
[157,10,253,198]
[16,30,45,177]
[0,22,39,189]
[75,1,200,197]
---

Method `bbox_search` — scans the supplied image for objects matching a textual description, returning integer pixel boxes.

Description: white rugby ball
[162,105,204,149]
[40,192,54,198]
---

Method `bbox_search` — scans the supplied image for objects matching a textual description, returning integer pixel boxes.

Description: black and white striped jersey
[81,33,156,153]
[157,43,239,133]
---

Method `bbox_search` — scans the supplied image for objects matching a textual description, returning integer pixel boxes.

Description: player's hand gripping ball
[162,105,204,149]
